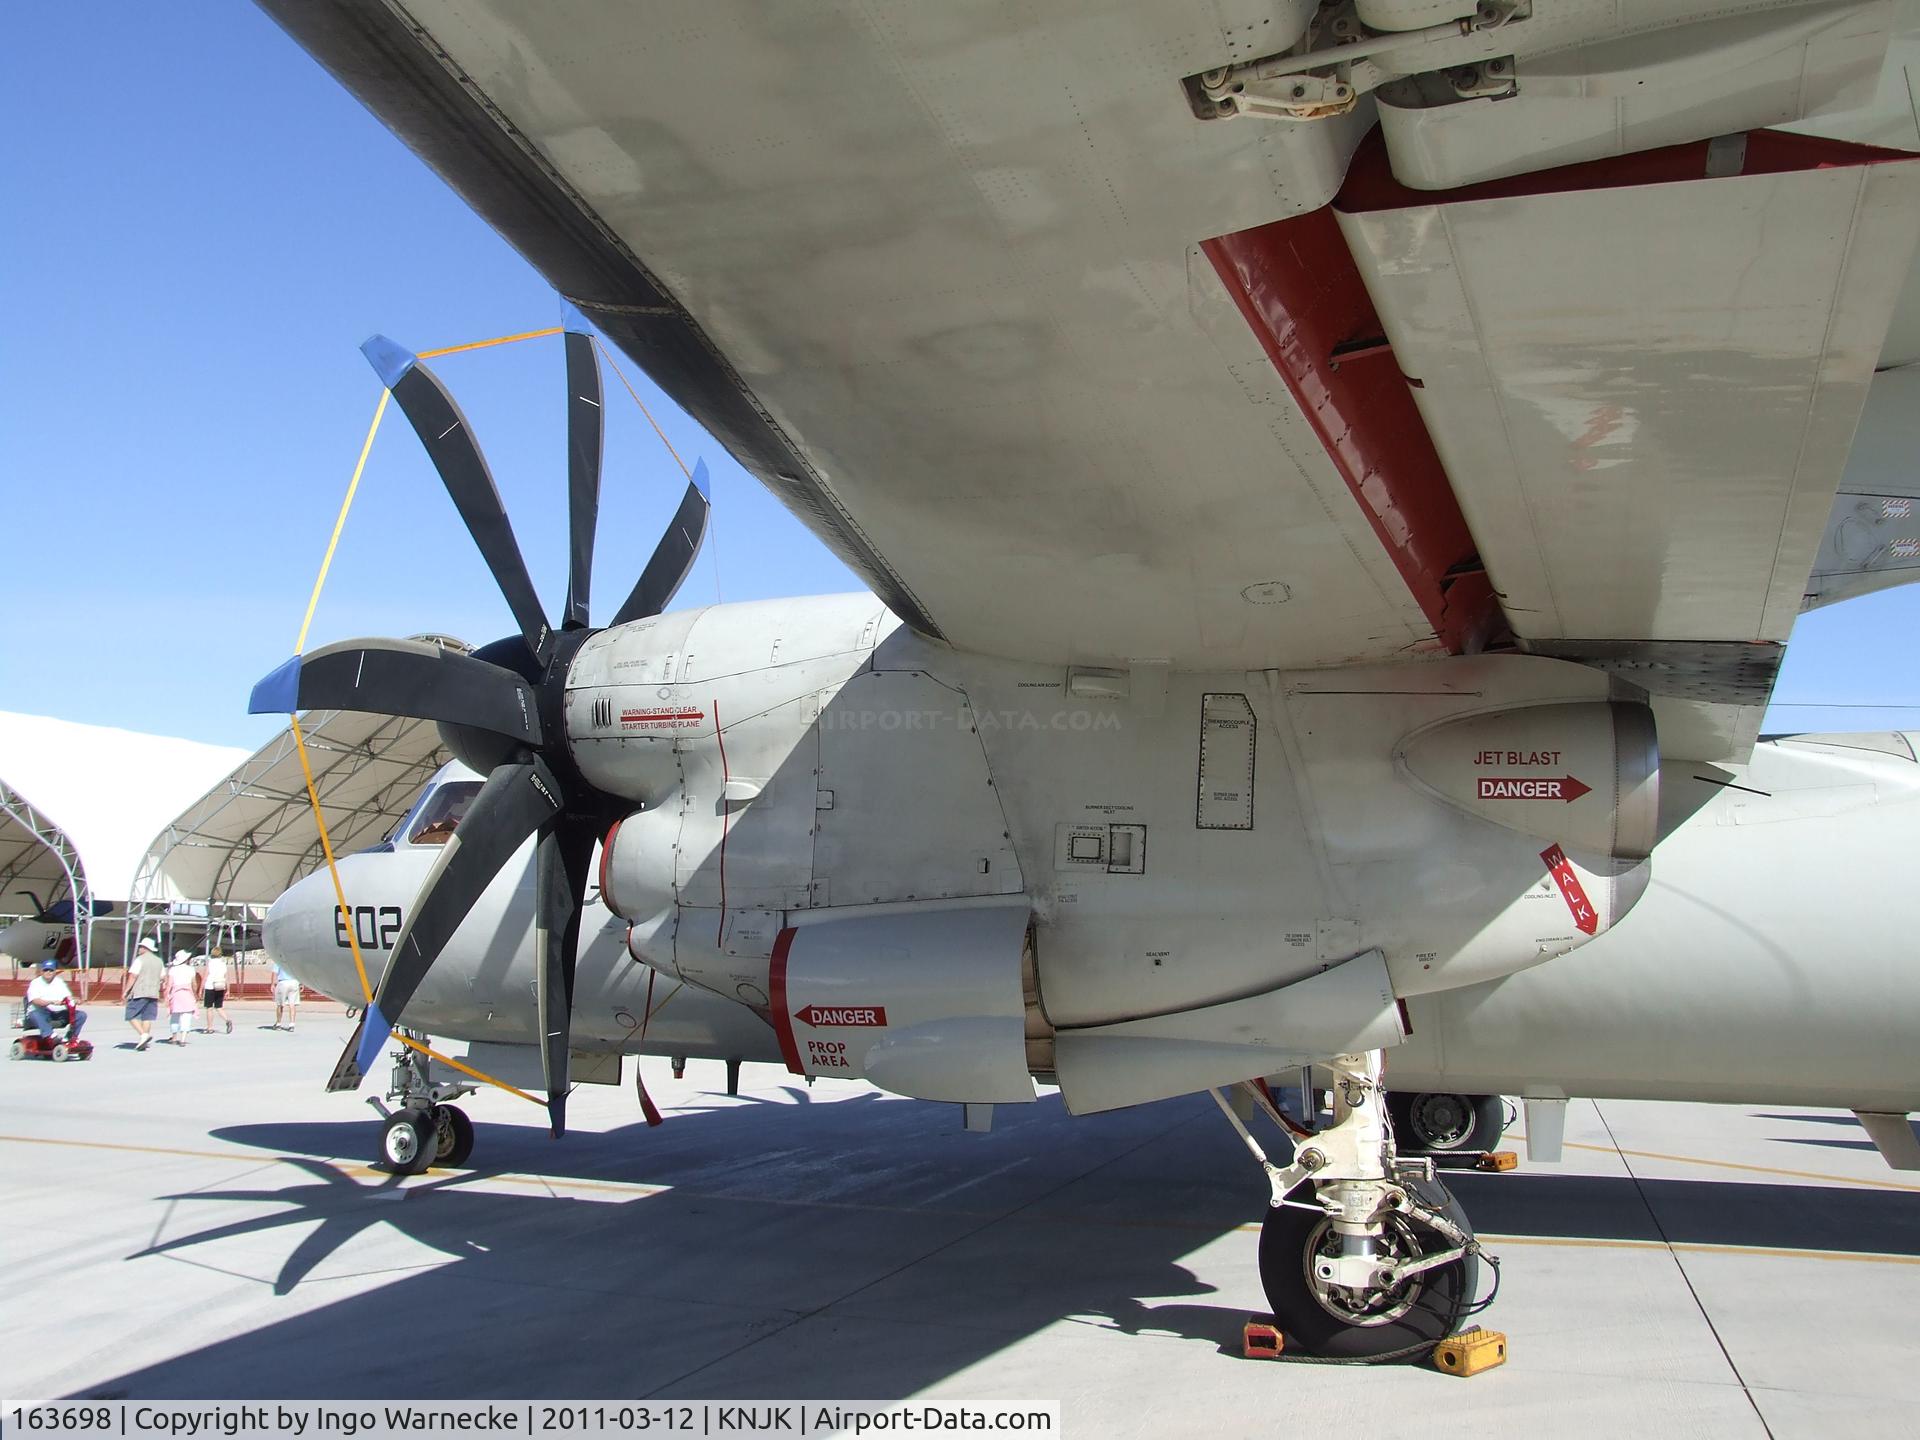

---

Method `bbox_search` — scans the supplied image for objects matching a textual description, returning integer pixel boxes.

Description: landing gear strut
[370,1037,477,1173]
[1213,1052,1490,1359]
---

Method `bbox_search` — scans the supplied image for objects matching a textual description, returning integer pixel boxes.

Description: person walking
[122,935,163,1050]
[200,947,232,1034]
[271,960,301,1032]
[163,949,199,1045]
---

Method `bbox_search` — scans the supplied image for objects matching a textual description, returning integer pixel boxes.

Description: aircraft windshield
[406,781,483,846]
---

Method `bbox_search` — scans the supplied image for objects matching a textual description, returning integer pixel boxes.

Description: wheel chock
[1432,1327,1507,1376]
[1477,1150,1519,1172]
[1243,1319,1285,1359]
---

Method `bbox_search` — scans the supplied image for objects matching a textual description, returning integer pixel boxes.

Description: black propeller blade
[534,824,596,1137]
[362,336,553,663]
[562,323,602,631]
[248,638,542,747]
[327,756,565,1092]
[611,460,710,626]
[255,320,712,1139]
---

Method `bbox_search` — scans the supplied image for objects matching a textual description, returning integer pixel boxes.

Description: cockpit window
[406,781,483,846]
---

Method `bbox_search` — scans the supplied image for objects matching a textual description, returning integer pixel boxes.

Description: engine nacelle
[769,901,1038,1104]
[1395,699,1660,861]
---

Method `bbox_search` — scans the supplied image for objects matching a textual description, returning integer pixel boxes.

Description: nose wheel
[380,1110,435,1174]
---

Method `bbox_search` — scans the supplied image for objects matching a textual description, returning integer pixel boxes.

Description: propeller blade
[533,824,596,1137]
[562,321,602,631]
[610,459,710,627]
[362,335,553,662]
[248,638,542,746]
[324,757,565,1092]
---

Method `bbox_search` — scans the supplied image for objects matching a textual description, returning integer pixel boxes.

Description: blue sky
[3,3,1917,750]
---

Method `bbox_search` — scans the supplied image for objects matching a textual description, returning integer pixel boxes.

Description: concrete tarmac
[4,1000,1918,1436]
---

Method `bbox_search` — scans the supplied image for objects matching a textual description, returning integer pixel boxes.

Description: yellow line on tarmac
[1555,1138,1920,1193]
[1479,1233,1920,1267]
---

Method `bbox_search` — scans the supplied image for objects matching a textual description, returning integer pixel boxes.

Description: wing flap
[1337,134,1920,757]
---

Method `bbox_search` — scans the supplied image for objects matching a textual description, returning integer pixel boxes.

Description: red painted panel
[1203,213,1500,654]
[769,926,804,1074]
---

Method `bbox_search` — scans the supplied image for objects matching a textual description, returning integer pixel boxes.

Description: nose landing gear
[370,1038,478,1174]
[1213,1052,1494,1360]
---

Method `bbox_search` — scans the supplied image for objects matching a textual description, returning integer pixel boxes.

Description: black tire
[430,1104,475,1168]
[50,1042,68,1063]
[1259,1175,1478,1358]
[380,1111,435,1174]
[8,1040,23,1061]
[1389,1092,1505,1154]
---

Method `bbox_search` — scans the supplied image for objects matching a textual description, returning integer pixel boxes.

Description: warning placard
[794,1004,888,1028]
[1478,775,1592,802]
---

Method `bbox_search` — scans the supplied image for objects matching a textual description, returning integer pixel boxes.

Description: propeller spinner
[250,319,710,1136]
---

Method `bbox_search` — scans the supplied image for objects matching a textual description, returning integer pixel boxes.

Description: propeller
[254,313,709,1136]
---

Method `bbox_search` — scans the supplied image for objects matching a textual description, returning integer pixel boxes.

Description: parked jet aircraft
[255,0,1920,1357]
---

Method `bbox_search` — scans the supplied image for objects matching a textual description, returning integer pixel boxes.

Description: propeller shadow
[70,1090,1920,1400]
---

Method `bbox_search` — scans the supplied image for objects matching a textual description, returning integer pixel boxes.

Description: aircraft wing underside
[261,0,1920,762]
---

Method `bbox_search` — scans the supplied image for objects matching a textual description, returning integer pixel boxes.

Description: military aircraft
[254,0,1920,1358]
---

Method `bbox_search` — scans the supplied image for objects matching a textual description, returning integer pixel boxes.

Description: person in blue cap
[25,959,85,1043]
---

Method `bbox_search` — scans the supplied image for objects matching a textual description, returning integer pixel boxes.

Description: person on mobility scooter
[13,959,93,1061]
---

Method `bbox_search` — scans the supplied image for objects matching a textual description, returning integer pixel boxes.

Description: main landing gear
[369,1038,477,1175]
[1213,1052,1494,1360]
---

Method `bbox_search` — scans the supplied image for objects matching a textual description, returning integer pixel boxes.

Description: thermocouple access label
[1196,693,1255,830]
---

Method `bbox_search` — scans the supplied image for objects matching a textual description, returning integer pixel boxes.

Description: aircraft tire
[431,1104,475,1168]
[1258,1175,1477,1359]
[381,1110,435,1175]
[1389,1092,1504,1154]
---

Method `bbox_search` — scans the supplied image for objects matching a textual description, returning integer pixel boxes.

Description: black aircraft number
[335,904,403,951]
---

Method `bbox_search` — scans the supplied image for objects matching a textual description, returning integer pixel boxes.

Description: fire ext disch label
[1196,693,1255,830]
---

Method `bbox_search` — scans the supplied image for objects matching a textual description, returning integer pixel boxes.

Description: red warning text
[794,1004,889,1028]
[1478,775,1591,803]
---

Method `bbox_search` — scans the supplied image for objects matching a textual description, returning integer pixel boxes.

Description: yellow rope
[593,335,691,480]
[295,389,388,656]
[419,325,562,359]
[397,1034,541,1105]
[289,713,374,1010]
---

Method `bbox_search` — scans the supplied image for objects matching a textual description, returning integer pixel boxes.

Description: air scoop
[1395,700,1659,861]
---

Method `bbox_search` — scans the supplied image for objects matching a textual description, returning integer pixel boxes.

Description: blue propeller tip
[691,457,711,500]
[248,655,303,715]
[559,300,594,336]
[354,1001,393,1078]
[360,334,417,390]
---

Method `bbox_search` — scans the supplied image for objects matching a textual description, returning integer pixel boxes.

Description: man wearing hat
[122,935,163,1050]
[25,959,84,1043]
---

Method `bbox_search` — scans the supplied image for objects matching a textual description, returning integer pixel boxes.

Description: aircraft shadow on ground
[71,1094,1920,1400]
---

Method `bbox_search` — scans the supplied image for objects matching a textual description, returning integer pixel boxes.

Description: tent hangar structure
[0,712,249,967]
[124,704,454,959]
[0,782,95,959]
